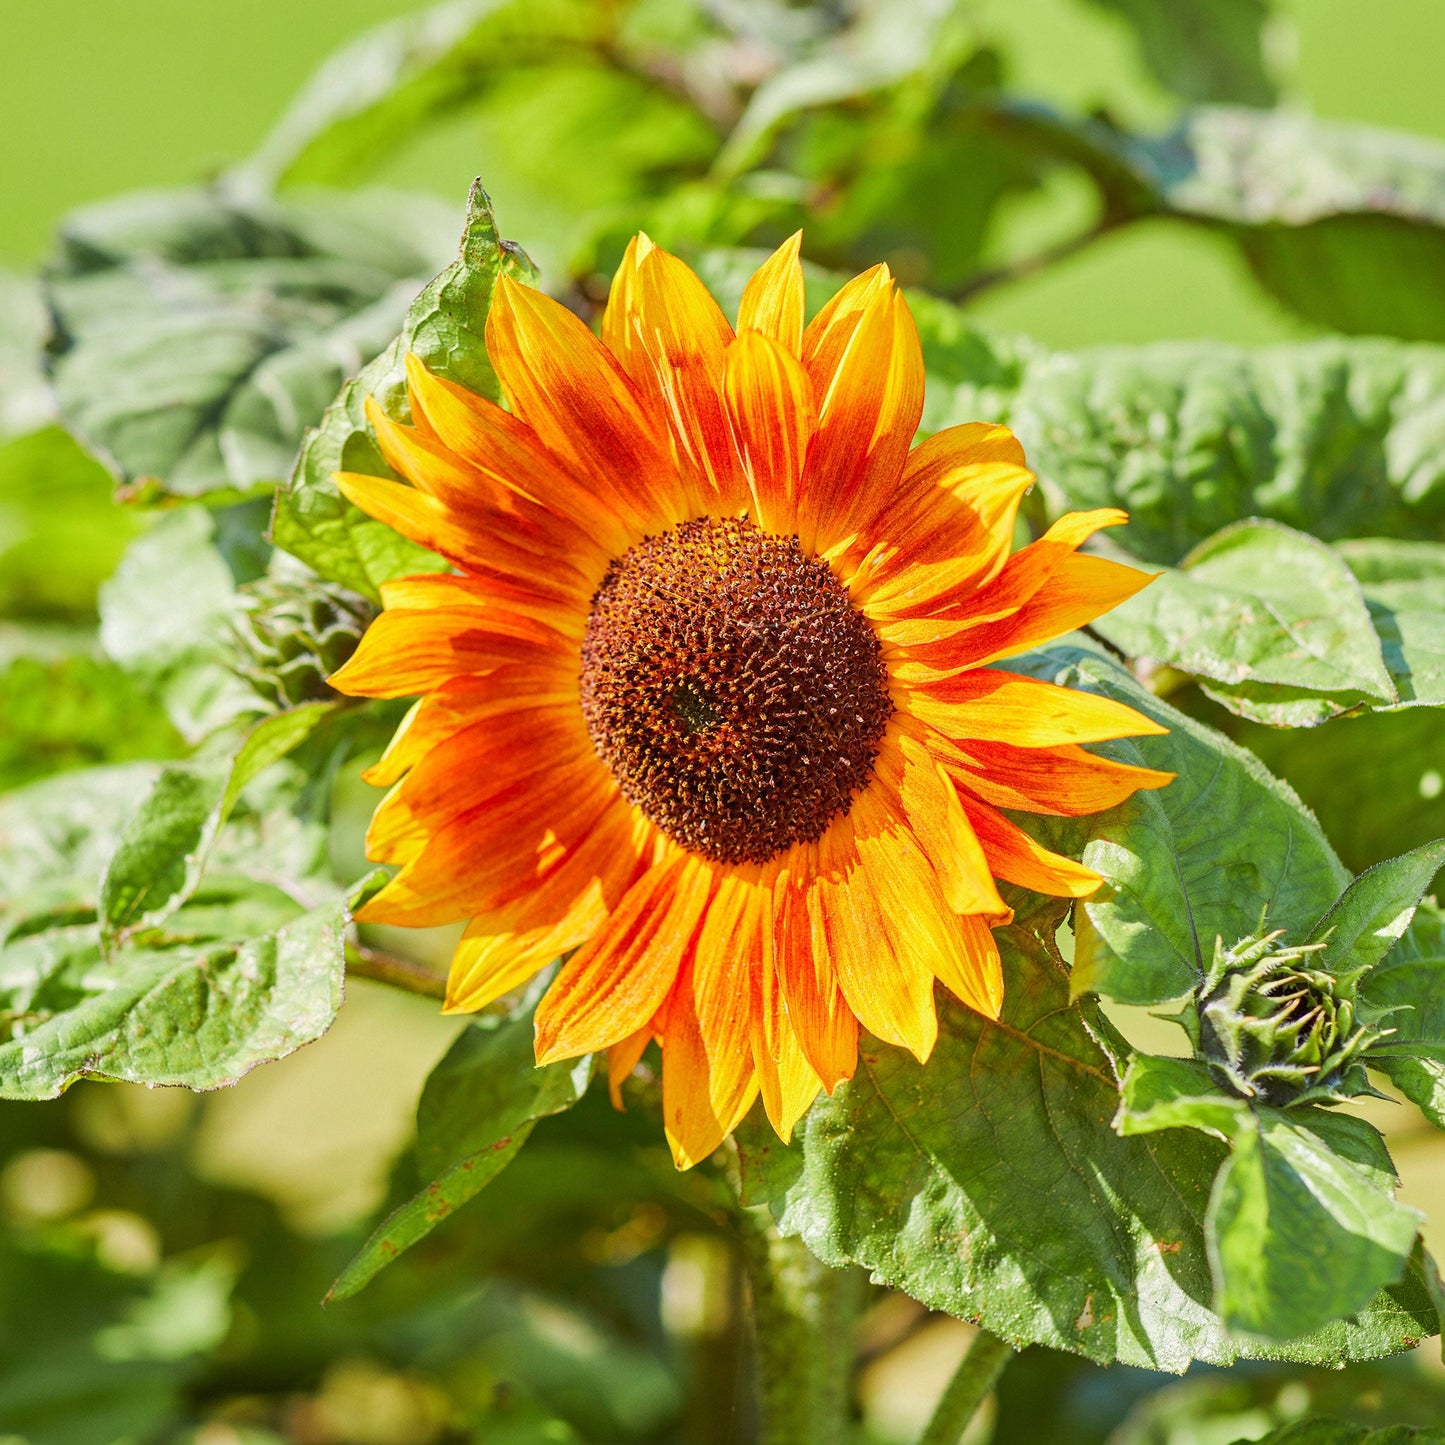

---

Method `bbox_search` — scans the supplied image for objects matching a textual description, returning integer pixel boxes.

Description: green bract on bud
[1190,927,1394,1108]
[228,575,374,711]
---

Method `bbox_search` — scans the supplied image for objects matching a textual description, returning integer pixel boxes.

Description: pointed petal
[534,853,713,1063]
[608,1028,653,1109]
[738,232,804,354]
[957,791,1103,899]
[751,945,824,1142]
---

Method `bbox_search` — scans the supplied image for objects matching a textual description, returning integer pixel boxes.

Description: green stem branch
[344,942,447,999]
[917,1329,1014,1445]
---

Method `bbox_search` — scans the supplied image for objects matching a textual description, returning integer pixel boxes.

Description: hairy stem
[344,942,447,999]
[736,1206,863,1445]
[917,1329,1014,1445]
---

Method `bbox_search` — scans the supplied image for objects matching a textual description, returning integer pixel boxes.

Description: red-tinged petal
[907,668,1167,748]
[487,274,689,535]
[722,330,817,534]
[608,1028,653,1109]
[738,232,804,354]
[799,269,923,555]
[534,853,714,1063]
[957,791,1103,899]
[602,237,746,513]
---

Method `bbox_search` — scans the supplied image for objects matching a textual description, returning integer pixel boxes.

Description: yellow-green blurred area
[5,2,1445,1443]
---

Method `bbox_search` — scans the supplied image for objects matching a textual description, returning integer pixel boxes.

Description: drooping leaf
[1009,642,1348,1006]
[1094,520,1397,726]
[327,1001,591,1302]
[1077,0,1277,105]
[1339,539,1445,708]
[993,103,1445,341]
[1118,1056,1422,1339]
[45,185,454,505]
[271,180,534,599]
[737,901,1435,1370]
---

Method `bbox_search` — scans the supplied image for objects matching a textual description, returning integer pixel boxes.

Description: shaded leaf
[1095,520,1396,725]
[1340,540,1445,708]
[327,1002,591,1302]
[1010,643,1348,1006]
[271,181,534,599]
[1078,0,1277,105]
[737,904,1435,1369]
[45,185,453,504]
[1236,1425,1445,1445]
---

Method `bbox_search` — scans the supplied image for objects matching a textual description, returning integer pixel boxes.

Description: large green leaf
[45,185,453,505]
[1339,540,1445,708]
[271,181,533,599]
[737,900,1436,1370]
[1094,521,1398,726]
[1117,1056,1422,1340]
[327,1000,591,1302]
[1308,839,1445,976]
[1077,0,1277,105]
[1363,901,1445,1128]
[995,103,1445,341]
[1008,643,1348,1006]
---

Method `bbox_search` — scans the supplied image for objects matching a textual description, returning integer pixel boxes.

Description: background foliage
[3,2,1445,1442]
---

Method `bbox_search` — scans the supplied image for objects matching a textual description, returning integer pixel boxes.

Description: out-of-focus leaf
[1118,1057,1421,1339]
[1006,341,1445,564]
[0,425,142,622]
[1077,0,1278,105]
[99,506,256,743]
[45,185,453,505]
[1095,521,1397,726]
[998,103,1445,341]
[1339,540,1445,708]
[0,269,51,440]
[1234,1422,1445,1444]
[327,1001,591,1301]
[239,0,605,191]
[737,898,1436,1370]
[272,180,533,598]
[1009,642,1348,1006]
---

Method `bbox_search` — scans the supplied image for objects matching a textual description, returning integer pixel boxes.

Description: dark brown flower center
[580,516,893,864]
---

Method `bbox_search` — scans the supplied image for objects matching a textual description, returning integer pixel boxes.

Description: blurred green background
[4,3,1445,1443]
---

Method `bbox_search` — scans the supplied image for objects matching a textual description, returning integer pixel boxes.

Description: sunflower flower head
[328,232,1173,1168]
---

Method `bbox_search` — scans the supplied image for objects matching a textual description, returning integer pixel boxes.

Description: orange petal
[374,568,589,639]
[800,268,923,555]
[957,792,1103,899]
[487,274,688,536]
[934,736,1175,818]
[329,605,573,699]
[722,330,817,535]
[534,853,714,1064]
[607,1028,653,1109]
[770,852,858,1091]
[751,941,824,1142]
[602,237,746,513]
[815,807,938,1062]
[907,668,1168,748]
[738,232,805,355]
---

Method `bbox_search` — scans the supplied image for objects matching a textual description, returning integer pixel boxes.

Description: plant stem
[917,1329,1015,1445]
[736,1206,863,1445]
[344,942,447,999]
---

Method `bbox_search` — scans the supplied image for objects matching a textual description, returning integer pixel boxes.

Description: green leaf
[1077,0,1278,105]
[737,905,1435,1369]
[327,1001,591,1302]
[0,269,51,441]
[1094,520,1397,726]
[1010,643,1349,1006]
[0,900,348,1100]
[239,0,605,191]
[1361,900,1445,1127]
[1308,839,1445,975]
[45,185,453,505]
[1339,540,1445,707]
[1238,1423,1445,1445]
[995,103,1445,341]
[271,180,534,599]
[1116,1053,1250,1139]
[1207,1109,1420,1340]
[97,702,336,949]
[1006,340,1445,565]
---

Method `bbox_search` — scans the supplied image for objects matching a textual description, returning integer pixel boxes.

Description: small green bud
[227,575,373,711]
[1191,926,1393,1108]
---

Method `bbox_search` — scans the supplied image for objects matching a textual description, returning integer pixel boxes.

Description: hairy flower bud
[1191,927,1393,1108]
[228,576,374,710]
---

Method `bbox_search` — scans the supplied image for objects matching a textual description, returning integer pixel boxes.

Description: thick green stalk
[917,1329,1015,1445]
[736,1206,863,1445]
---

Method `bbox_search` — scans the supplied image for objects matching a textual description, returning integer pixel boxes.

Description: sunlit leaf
[1339,540,1445,708]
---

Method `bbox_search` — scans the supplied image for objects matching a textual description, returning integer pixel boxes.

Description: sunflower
[328,234,1171,1168]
